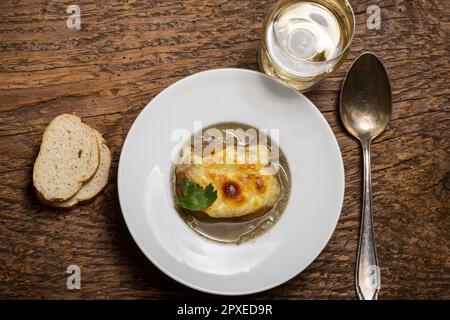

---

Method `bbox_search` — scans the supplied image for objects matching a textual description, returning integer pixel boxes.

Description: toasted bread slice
[50,129,111,208]
[33,114,100,202]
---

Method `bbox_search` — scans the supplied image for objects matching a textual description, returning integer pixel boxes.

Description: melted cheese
[176,145,281,218]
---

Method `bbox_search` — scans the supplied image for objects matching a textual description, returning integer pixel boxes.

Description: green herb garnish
[176,179,217,212]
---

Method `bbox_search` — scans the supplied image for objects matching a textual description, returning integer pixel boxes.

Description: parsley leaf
[175,179,217,212]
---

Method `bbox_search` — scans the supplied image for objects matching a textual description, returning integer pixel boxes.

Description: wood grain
[0,0,448,299]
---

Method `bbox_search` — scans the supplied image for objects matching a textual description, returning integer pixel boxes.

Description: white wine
[260,0,354,91]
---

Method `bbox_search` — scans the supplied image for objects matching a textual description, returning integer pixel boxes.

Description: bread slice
[33,114,100,202]
[49,129,111,208]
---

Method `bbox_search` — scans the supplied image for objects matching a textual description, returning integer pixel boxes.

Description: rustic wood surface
[0,0,448,300]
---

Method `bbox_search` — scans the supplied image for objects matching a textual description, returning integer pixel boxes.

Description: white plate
[118,68,344,295]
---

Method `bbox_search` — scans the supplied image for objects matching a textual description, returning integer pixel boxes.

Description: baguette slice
[33,114,100,202]
[50,129,111,208]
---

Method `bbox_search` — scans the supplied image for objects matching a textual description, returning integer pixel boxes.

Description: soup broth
[171,123,291,244]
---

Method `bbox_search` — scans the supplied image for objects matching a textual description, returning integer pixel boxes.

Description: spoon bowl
[340,53,392,141]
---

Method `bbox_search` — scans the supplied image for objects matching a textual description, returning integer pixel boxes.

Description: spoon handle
[356,141,380,300]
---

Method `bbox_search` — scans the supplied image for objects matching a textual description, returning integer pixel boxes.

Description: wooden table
[0,0,448,299]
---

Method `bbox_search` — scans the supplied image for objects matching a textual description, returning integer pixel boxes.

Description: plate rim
[117,68,345,295]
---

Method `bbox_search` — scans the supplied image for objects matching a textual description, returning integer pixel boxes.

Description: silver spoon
[340,52,392,300]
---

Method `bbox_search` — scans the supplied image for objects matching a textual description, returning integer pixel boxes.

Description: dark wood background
[0,0,448,299]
